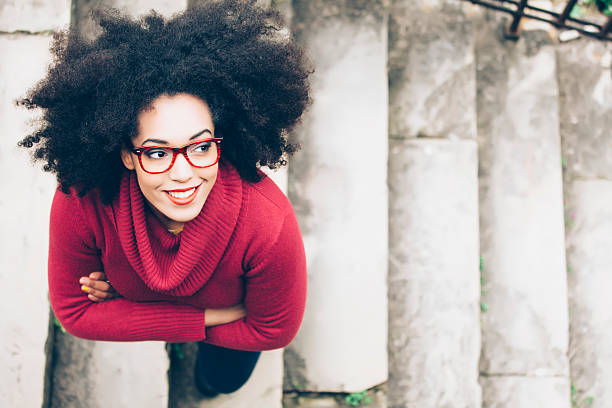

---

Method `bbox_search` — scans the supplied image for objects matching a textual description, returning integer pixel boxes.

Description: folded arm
[203,210,307,351]
[49,189,208,342]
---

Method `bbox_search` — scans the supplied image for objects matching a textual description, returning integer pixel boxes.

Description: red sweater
[48,163,307,351]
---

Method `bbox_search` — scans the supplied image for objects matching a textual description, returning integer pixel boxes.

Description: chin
[164,203,205,224]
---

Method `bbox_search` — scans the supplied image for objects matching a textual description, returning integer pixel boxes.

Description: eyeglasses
[131,138,223,174]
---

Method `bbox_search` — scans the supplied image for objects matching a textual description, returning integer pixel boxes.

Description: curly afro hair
[19,0,312,204]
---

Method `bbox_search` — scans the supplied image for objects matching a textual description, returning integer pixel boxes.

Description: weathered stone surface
[190,0,272,7]
[387,139,481,408]
[286,0,388,392]
[565,181,612,408]
[558,41,612,181]
[480,376,570,408]
[169,343,283,408]
[73,0,188,40]
[0,33,56,408]
[283,386,387,408]
[50,332,168,408]
[292,0,387,28]
[261,165,288,195]
[476,7,569,392]
[49,332,96,407]
[0,0,71,32]
[388,0,476,140]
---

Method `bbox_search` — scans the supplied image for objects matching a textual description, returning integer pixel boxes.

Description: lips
[164,184,201,205]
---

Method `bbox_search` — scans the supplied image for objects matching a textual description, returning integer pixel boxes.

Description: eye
[144,149,169,159]
[191,141,212,153]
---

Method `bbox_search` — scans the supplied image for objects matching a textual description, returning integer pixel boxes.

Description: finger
[87,294,104,303]
[89,271,107,281]
[80,277,113,293]
[81,285,114,299]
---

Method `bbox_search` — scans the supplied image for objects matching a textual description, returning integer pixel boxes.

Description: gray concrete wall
[476,11,570,407]
[558,39,612,408]
[286,0,389,393]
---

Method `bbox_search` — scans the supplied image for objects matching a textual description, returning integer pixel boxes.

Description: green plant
[168,343,184,359]
[572,0,612,17]
[480,256,488,312]
[53,314,66,334]
[571,381,595,408]
[345,390,371,407]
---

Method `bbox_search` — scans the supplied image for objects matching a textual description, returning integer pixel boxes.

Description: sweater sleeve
[48,188,206,342]
[203,208,307,351]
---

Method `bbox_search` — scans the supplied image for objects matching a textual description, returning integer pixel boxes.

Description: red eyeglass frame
[131,138,223,174]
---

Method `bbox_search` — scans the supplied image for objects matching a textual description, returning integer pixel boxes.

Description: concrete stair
[3,1,612,407]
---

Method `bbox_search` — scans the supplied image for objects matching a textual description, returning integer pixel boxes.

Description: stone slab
[557,41,612,181]
[566,181,612,408]
[73,0,188,40]
[50,333,169,408]
[283,386,387,408]
[286,1,388,392]
[168,342,283,408]
[476,23,569,377]
[387,139,481,408]
[49,332,96,407]
[261,165,288,195]
[0,33,56,408]
[480,376,570,408]
[0,0,71,32]
[388,0,476,140]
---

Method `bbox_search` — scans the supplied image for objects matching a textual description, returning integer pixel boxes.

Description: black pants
[194,342,261,395]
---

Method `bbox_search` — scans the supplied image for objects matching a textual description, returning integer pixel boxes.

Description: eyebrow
[141,129,212,145]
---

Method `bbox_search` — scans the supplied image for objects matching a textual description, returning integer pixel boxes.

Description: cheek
[134,170,164,196]
[197,166,219,182]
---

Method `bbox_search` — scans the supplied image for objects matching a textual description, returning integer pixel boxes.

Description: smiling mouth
[164,184,201,205]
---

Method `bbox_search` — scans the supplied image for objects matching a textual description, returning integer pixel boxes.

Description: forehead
[134,93,214,144]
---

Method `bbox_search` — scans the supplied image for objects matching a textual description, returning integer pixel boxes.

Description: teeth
[168,187,196,198]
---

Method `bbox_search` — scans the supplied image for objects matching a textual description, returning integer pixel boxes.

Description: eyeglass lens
[140,141,218,173]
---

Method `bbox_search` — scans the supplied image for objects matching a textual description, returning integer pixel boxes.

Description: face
[121,93,218,230]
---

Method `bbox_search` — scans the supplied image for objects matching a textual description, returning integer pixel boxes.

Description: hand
[79,272,120,303]
[205,304,246,327]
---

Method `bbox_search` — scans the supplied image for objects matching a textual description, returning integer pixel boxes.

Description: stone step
[50,335,168,407]
[481,376,571,408]
[476,8,570,406]
[558,38,612,408]
[74,0,188,40]
[0,32,60,408]
[387,2,481,405]
[169,344,283,408]
[0,0,70,32]
[286,0,389,393]
[388,139,481,408]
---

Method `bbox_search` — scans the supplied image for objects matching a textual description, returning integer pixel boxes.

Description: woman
[19,0,310,396]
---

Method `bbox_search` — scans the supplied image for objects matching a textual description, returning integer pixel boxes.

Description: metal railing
[461,0,612,41]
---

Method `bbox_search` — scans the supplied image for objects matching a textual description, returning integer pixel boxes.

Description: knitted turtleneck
[115,163,242,296]
[48,163,307,350]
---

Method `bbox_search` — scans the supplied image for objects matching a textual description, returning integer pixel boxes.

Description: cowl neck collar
[113,162,242,296]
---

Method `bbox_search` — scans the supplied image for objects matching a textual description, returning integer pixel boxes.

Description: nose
[168,152,194,182]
